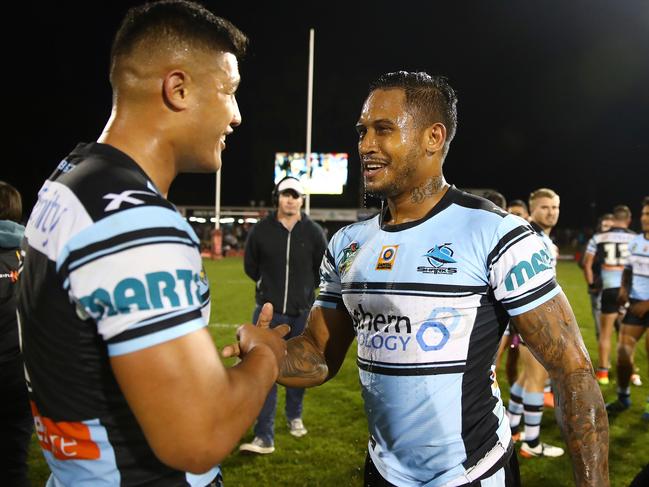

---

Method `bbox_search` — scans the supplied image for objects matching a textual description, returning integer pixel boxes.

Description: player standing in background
[240,176,327,454]
[608,197,649,420]
[582,205,636,386]
[582,213,615,342]
[506,200,529,221]
[496,199,530,387]
[507,188,566,458]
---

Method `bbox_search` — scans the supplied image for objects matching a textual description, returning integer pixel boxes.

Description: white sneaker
[631,373,642,386]
[239,437,275,454]
[520,441,564,458]
[288,418,308,437]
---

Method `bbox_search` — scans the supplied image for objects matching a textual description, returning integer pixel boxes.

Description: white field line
[209,322,240,328]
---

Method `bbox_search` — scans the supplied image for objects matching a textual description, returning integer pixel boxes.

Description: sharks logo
[424,244,457,268]
[418,243,458,275]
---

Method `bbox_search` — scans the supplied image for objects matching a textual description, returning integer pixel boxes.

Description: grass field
[27,259,648,486]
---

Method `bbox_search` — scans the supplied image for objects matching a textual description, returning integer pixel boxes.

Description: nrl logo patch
[338,241,360,276]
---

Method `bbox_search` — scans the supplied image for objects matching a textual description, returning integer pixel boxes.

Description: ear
[424,122,447,156]
[162,70,189,111]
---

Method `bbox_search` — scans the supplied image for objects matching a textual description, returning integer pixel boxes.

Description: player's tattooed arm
[278,306,355,388]
[512,292,609,487]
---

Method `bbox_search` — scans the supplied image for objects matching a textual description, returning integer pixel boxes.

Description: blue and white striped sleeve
[585,235,597,256]
[488,215,561,316]
[313,235,345,310]
[61,206,211,356]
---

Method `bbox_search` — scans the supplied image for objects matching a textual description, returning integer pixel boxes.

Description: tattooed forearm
[410,176,445,204]
[554,370,609,486]
[512,292,609,486]
[278,337,328,388]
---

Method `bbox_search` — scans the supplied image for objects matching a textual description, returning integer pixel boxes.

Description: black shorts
[601,288,621,314]
[622,299,649,327]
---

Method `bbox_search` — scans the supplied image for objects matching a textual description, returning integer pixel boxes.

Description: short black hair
[368,71,458,157]
[111,0,248,75]
[0,181,22,223]
[483,190,506,210]
[507,199,528,212]
[642,196,649,207]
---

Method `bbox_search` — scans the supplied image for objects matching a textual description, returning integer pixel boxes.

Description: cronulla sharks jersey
[626,234,649,300]
[18,143,217,486]
[585,227,636,290]
[315,187,560,487]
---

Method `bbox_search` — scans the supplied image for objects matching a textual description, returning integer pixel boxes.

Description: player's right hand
[616,289,629,308]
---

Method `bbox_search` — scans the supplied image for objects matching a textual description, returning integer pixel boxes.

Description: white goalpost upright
[305,28,315,215]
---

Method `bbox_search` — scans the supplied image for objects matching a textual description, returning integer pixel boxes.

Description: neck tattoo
[410,176,445,204]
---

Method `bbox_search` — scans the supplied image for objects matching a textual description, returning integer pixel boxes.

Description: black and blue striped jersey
[315,186,560,486]
[18,143,217,486]
[585,227,636,290]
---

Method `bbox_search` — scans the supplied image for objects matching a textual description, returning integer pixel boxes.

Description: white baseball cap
[277,177,305,195]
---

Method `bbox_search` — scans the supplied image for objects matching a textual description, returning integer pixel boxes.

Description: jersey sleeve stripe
[499,279,557,303]
[62,226,194,269]
[64,236,196,275]
[106,308,203,344]
[325,248,336,268]
[314,295,344,309]
[505,283,561,316]
[116,307,201,332]
[57,206,198,271]
[107,316,205,356]
[486,226,535,267]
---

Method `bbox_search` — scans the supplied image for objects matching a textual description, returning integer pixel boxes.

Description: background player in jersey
[226,71,609,486]
[495,199,530,388]
[582,213,615,342]
[506,188,566,458]
[18,2,288,485]
[239,177,327,454]
[608,197,649,420]
[582,205,636,385]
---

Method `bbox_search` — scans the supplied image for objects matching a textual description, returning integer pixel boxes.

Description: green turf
[27,259,647,486]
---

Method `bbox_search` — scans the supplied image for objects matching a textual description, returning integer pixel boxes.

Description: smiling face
[180,51,242,173]
[356,89,428,199]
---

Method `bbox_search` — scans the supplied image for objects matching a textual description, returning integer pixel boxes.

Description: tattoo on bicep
[280,339,328,379]
[514,296,589,371]
[410,176,444,204]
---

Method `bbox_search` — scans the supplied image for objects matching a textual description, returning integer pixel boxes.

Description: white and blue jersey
[18,143,218,486]
[585,227,636,290]
[626,234,649,300]
[315,187,560,487]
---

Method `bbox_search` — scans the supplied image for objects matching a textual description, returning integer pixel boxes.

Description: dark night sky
[12,1,649,228]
